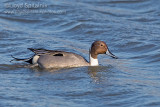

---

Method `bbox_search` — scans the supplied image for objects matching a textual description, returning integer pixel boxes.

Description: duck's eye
[101,44,103,46]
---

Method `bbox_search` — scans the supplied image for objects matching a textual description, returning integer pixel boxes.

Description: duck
[11,41,118,68]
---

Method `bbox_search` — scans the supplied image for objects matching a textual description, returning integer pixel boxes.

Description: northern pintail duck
[12,41,118,68]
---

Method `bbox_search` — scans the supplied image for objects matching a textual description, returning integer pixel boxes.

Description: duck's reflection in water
[88,66,114,84]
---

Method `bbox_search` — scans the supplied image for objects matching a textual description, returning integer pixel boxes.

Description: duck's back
[37,52,89,68]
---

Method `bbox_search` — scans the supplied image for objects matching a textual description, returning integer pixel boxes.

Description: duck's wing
[28,48,65,56]
[11,48,65,64]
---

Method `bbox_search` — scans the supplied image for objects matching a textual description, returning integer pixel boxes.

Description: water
[0,0,160,106]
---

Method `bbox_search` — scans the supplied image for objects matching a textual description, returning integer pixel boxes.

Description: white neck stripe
[89,54,99,66]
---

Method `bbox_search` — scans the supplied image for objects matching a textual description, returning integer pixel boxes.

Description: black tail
[11,55,33,64]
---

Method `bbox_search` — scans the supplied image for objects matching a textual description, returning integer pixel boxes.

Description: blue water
[0,0,160,107]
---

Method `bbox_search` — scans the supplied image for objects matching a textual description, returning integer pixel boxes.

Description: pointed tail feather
[11,55,33,64]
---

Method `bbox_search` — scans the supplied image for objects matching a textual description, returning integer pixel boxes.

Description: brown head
[90,41,118,59]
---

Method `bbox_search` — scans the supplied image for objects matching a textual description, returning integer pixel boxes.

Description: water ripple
[0,16,42,23]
